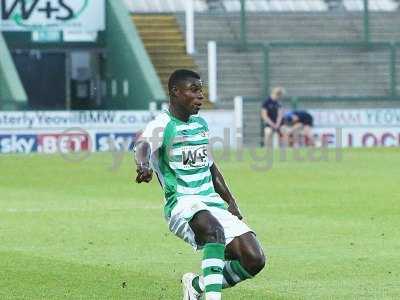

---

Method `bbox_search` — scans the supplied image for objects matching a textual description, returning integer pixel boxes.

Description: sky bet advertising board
[1,109,399,154]
[0,110,148,154]
[0,130,138,154]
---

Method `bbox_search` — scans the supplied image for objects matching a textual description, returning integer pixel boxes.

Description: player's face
[175,78,204,115]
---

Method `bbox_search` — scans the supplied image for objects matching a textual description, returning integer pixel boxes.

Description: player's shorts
[167,196,253,250]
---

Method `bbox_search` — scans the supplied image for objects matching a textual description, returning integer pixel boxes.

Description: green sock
[222,260,253,288]
[202,243,225,299]
[192,259,254,294]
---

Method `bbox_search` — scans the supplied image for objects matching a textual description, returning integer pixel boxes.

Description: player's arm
[210,163,243,220]
[261,108,274,128]
[134,117,166,184]
[134,140,153,183]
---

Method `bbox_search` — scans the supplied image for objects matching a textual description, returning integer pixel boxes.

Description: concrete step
[136,30,182,37]
[152,57,197,65]
[140,36,185,43]
[144,44,186,52]
[147,49,187,55]
[135,24,181,31]
[133,15,177,22]
[133,14,202,96]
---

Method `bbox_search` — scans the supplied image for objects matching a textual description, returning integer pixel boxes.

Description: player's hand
[228,202,243,220]
[135,163,153,183]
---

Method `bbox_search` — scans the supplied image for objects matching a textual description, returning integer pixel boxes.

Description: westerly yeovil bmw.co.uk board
[0,109,399,154]
[0,110,236,154]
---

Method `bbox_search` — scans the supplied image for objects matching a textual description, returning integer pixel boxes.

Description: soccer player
[134,70,266,300]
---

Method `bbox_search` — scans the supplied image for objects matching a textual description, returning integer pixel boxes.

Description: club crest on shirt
[200,131,208,138]
[181,145,209,168]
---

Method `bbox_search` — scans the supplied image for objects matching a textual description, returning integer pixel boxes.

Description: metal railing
[176,0,400,103]
[216,40,400,102]
[231,0,399,48]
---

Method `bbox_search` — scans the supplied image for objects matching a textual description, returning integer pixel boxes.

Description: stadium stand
[125,0,399,12]
[126,0,400,144]
[132,14,214,107]
[343,0,398,11]
[222,0,328,11]
[125,0,208,12]
[127,0,400,103]
[176,12,400,101]
[106,0,166,109]
[132,15,198,94]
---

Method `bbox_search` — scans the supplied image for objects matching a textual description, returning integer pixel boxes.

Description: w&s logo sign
[0,0,105,31]
[1,0,76,21]
[182,145,209,168]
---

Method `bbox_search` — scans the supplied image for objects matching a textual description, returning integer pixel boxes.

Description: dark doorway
[69,51,105,110]
[12,51,66,110]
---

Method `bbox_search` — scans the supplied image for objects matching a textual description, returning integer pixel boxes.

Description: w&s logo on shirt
[181,145,208,168]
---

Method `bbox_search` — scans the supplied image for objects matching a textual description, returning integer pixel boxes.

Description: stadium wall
[0,33,27,110]
[105,0,166,109]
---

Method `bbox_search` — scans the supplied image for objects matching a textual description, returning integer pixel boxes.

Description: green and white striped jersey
[139,110,226,218]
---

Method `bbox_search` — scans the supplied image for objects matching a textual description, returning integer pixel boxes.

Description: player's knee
[244,249,266,276]
[253,252,266,275]
[190,211,225,245]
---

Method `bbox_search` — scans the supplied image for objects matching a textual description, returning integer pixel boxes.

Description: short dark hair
[168,69,201,94]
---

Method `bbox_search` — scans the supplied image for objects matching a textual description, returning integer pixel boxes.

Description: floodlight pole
[186,0,195,54]
[208,41,217,103]
[234,96,243,149]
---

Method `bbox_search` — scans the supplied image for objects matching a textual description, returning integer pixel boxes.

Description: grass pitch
[0,148,399,299]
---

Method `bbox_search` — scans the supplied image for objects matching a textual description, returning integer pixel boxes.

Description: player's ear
[170,86,178,97]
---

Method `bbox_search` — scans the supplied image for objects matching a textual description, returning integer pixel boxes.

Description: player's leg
[303,125,314,146]
[189,210,226,300]
[188,207,265,293]
[190,232,265,292]
[279,125,289,148]
[169,200,224,299]
[302,114,314,146]
[225,232,266,276]
[291,123,303,147]
[264,126,273,148]
[282,125,295,147]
